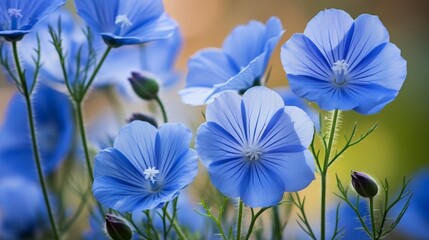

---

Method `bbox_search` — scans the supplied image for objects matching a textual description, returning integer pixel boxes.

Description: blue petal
[261,150,315,192]
[345,14,389,70]
[155,124,198,190]
[74,0,119,33]
[241,86,286,145]
[240,163,285,207]
[259,106,314,153]
[303,9,354,63]
[204,91,246,146]
[113,121,158,173]
[207,157,249,198]
[281,33,332,81]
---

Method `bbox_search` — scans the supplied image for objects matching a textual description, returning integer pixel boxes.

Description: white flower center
[8,8,23,18]
[331,60,349,86]
[244,146,262,161]
[115,15,132,29]
[143,167,159,184]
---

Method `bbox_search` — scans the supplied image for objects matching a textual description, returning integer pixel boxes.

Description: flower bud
[127,113,158,128]
[105,214,132,240]
[351,171,378,198]
[128,71,159,100]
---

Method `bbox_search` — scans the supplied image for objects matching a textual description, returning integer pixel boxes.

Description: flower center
[115,14,132,29]
[244,146,262,161]
[8,8,23,18]
[331,60,349,86]
[143,167,159,184]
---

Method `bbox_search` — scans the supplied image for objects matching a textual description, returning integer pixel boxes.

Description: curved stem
[369,197,377,239]
[165,211,187,240]
[12,41,60,240]
[81,46,112,98]
[320,109,340,240]
[236,199,244,240]
[155,95,168,123]
[244,207,269,240]
[75,102,94,181]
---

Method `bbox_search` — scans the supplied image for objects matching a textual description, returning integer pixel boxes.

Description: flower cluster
[0,2,411,240]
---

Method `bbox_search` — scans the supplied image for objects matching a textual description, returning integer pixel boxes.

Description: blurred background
[1,0,428,238]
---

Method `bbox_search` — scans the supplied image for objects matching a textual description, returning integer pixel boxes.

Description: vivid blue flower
[275,87,320,132]
[74,0,177,47]
[196,86,315,207]
[92,121,198,212]
[393,169,429,239]
[0,84,74,180]
[181,17,284,105]
[0,0,65,41]
[0,176,48,239]
[281,9,407,114]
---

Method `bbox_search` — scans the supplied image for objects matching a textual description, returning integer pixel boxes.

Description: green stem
[236,199,244,240]
[75,102,94,181]
[165,211,187,240]
[244,207,269,240]
[369,197,377,239]
[321,109,340,240]
[12,41,60,240]
[155,95,168,123]
[272,206,281,239]
[81,46,112,98]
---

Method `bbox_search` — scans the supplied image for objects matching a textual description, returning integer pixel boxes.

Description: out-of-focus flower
[275,87,320,131]
[74,0,177,47]
[393,169,429,239]
[351,171,378,198]
[181,17,284,105]
[281,9,406,114]
[93,121,198,212]
[0,176,48,239]
[0,0,65,41]
[0,84,74,180]
[196,86,315,207]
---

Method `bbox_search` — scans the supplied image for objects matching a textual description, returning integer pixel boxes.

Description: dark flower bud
[127,113,158,128]
[351,171,378,198]
[105,214,132,240]
[128,71,159,101]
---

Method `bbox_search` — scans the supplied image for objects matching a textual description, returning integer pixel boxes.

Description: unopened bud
[127,113,158,128]
[128,71,159,100]
[351,171,378,198]
[105,214,132,240]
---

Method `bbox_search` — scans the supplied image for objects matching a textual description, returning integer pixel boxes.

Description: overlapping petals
[196,86,315,207]
[281,9,406,114]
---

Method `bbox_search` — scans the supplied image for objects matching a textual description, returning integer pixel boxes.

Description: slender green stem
[320,109,340,240]
[244,207,269,240]
[75,102,94,181]
[155,95,168,123]
[271,206,281,239]
[81,46,112,98]
[369,197,377,239]
[236,199,244,240]
[165,211,187,240]
[12,41,60,240]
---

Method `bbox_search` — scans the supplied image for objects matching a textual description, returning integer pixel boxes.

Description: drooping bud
[127,113,158,128]
[105,214,132,240]
[128,71,159,101]
[351,171,378,198]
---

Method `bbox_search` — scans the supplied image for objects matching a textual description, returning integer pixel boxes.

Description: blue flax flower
[181,17,284,105]
[393,169,429,239]
[0,0,65,41]
[74,0,177,47]
[196,86,315,207]
[93,121,198,212]
[281,9,407,114]
[0,84,74,180]
[0,176,48,239]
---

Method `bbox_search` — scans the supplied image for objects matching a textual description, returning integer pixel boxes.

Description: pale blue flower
[181,17,284,105]
[74,0,177,47]
[281,9,407,114]
[0,0,65,41]
[196,86,315,207]
[92,121,198,212]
